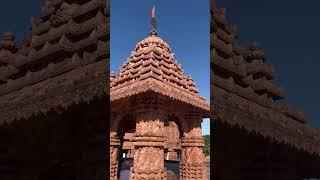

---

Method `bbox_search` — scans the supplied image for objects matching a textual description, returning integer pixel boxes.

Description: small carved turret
[246,42,273,80]
[30,17,42,31]
[245,41,284,100]
[248,41,266,62]
[0,32,18,83]
[0,32,17,53]
[230,25,239,38]
[0,32,18,67]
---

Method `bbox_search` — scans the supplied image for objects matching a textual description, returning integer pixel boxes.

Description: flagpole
[150,3,158,36]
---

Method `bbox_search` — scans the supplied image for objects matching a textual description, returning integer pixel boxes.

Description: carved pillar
[180,114,207,180]
[110,132,120,180]
[130,111,167,180]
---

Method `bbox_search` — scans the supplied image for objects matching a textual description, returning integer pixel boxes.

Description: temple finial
[149,30,157,36]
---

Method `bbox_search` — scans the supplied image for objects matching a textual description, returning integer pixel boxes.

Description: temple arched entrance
[114,113,185,179]
[164,115,183,162]
[110,95,209,180]
[117,114,136,161]
[116,114,136,180]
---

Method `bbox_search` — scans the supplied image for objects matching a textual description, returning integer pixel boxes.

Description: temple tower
[110,30,210,180]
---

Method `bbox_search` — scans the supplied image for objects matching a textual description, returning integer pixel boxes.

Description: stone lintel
[134,141,165,147]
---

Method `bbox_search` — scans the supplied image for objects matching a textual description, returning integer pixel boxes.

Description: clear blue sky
[111,0,211,135]
[0,1,43,44]
[216,0,320,128]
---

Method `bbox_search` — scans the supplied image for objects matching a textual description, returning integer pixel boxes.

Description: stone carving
[180,146,207,179]
[20,36,31,55]
[182,147,204,166]
[135,93,158,105]
[0,64,16,76]
[133,147,164,172]
[110,146,118,180]
[165,121,180,147]
[30,17,42,30]
[183,127,202,139]
[110,131,117,138]
[130,147,166,180]
[136,119,164,137]
[50,2,76,27]
[110,146,117,163]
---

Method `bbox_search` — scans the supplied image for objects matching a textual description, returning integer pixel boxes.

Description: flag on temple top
[151,5,155,18]
[151,5,157,30]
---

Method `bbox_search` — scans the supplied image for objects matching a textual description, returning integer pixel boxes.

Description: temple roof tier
[213,51,246,78]
[111,33,209,115]
[35,0,105,34]
[245,62,274,79]
[212,34,235,57]
[232,44,250,57]
[247,41,266,62]
[249,78,285,100]
[281,104,307,124]
[214,8,228,26]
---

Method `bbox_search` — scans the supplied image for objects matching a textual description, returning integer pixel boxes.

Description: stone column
[180,114,207,180]
[130,111,167,180]
[110,132,120,180]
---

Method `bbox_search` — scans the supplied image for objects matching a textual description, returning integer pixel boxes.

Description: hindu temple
[0,0,108,179]
[110,30,210,179]
[211,4,320,179]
